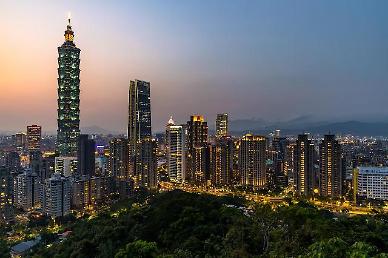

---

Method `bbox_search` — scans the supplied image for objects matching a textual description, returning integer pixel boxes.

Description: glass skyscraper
[56,18,81,156]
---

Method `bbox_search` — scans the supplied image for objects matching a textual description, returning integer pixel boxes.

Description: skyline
[1,1,388,133]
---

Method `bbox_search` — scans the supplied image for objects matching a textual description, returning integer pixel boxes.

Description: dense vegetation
[28,190,388,257]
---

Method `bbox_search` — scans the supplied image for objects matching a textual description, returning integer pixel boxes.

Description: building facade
[77,134,96,177]
[294,134,315,196]
[56,18,81,156]
[215,113,228,138]
[319,135,343,197]
[27,125,41,152]
[165,117,186,183]
[239,134,267,188]
[354,167,388,201]
[43,173,71,218]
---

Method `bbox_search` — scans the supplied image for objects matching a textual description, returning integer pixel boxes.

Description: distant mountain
[229,120,388,136]
[81,126,122,136]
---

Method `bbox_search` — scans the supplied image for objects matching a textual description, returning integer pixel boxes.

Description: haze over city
[1,0,388,133]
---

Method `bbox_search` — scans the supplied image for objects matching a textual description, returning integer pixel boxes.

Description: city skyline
[1,1,388,133]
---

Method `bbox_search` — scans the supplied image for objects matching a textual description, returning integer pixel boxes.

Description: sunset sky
[1,1,388,133]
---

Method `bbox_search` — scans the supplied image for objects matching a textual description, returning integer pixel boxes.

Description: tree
[115,240,158,258]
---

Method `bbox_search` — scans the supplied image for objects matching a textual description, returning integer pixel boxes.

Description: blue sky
[1,1,388,132]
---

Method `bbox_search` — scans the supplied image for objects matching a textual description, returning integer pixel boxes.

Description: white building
[355,167,388,201]
[55,156,77,177]
[165,117,186,183]
[43,173,71,218]
[15,169,41,211]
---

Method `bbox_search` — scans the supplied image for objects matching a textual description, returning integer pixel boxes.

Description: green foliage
[30,190,388,258]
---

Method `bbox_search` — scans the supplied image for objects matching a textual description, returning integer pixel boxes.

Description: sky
[1,0,388,133]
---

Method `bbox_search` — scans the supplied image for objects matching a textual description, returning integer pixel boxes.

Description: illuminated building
[271,136,288,187]
[108,138,129,180]
[165,117,186,183]
[239,134,267,188]
[15,169,41,211]
[294,134,314,195]
[77,135,96,177]
[55,156,78,177]
[0,167,13,218]
[43,173,71,218]
[354,167,388,201]
[319,135,343,197]
[210,136,233,186]
[5,151,21,174]
[27,125,41,151]
[56,17,81,156]
[215,113,228,138]
[15,132,26,152]
[136,138,158,189]
[186,115,209,184]
[128,79,152,176]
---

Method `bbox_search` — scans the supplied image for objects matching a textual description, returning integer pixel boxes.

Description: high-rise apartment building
[215,113,228,138]
[27,125,41,152]
[319,135,343,197]
[77,135,96,177]
[210,136,233,186]
[43,173,71,218]
[165,117,186,183]
[294,134,315,195]
[186,115,209,184]
[15,169,41,211]
[239,134,267,188]
[56,18,81,156]
[0,167,13,215]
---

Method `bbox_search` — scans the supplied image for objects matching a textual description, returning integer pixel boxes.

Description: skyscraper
[27,125,41,152]
[136,138,158,189]
[77,135,96,177]
[108,138,129,180]
[165,117,186,183]
[15,133,26,152]
[15,169,41,211]
[294,134,315,196]
[239,134,267,188]
[210,136,234,186]
[128,79,151,169]
[186,115,209,184]
[319,135,343,197]
[56,18,81,156]
[215,113,228,138]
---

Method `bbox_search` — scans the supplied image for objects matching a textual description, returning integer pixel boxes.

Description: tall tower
[186,115,209,184]
[239,134,267,188]
[215,113,228,138]
[294,134,315,196]
[128,79,151,176]
[27,125,41,152]
[166,117,186,183]
[319,135,342,197]
[56,17,81,156]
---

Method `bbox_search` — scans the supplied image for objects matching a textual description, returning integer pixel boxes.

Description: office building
[27,125,41,152]
[0,167,13,215]
[272,136,288,187]
[77,135,96,177]
[215,113,228,138]
[319,135,343,197]
[43,173,71,218]
[239,134,267,188]
[15,133,26,152]
[128,79,151,176]
[56,18,81,156]
[136,138,158,189]
[354,167,388,201]
[108,138,129,180]
[165,117,186,183]
[294,134,315,195]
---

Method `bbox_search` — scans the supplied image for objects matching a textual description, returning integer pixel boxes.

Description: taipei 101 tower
[56,15,81,156]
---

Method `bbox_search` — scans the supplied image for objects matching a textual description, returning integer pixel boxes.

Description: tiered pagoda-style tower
[56,17,81,156]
